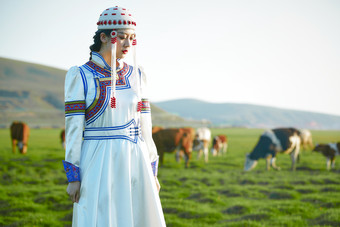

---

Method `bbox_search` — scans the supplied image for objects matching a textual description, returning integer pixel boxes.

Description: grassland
[0,128,339,227]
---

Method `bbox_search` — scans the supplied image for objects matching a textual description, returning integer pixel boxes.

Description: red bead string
[111,37,117,44]
[111,97,116,108]
[132,39,137,46]
[137,101,142,112]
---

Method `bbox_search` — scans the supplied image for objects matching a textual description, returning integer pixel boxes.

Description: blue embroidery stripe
[62,160,80,182]
[84,135,138,143]
[86,119,136,131]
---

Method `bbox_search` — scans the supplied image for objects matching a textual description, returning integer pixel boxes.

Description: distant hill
[0,57,200,128]
[155,99,340,129]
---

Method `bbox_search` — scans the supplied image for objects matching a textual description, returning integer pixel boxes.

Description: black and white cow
[313,142,340,170]
[244,128,301,171]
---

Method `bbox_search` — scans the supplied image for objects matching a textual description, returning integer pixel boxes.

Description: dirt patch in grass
[222,205,249,215]
[239,179,256,185]
[200,178,212,186]
[309,214,340,226]
[296,189,315,194]
[178,177,188,182]
[321,202,340,208]
[320,187,339,192]
[177,211,201,219]
[34,195,58,204]
[323,179,339,184]
[268,191,295,200]
[291,180,307,185]
[1,174,12,185]
[163,207,179,214]
[310,179,324,185]
[217,190,242,197]
[220,214,270,223]
[186,193,215,203]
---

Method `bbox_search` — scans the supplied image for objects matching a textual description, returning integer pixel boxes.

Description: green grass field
[0,128,339,227]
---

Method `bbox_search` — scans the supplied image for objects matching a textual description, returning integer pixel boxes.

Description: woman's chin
[117,54,126,59]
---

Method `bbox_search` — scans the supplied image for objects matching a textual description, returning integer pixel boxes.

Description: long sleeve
[139,68,159,177]
[63,66,86,182]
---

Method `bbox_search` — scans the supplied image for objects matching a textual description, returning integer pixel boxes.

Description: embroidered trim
[79,67,88,98]
[85,78,111,125]
[92,52,111,69]
[151,158,159,176]
[141,98,151,113]
[85,61,132,88]
[65,100,86,117]
[62,160,80,182]
[84,119,141,143]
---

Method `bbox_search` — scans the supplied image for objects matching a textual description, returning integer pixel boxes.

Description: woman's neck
[98,50,119,67]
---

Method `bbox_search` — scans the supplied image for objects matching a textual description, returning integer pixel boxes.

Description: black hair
[89,29,113,60]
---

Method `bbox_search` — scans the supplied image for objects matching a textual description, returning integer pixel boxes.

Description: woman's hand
[67,181,81,203]
[155,177,160,193]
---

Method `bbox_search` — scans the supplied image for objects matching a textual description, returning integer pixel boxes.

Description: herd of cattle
[9,121,340,171]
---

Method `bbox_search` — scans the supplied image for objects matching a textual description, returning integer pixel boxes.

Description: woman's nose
[124,39,132,47]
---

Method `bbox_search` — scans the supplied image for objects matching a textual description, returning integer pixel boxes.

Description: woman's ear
[100,32,108,44]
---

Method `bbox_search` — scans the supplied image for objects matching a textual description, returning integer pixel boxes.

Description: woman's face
[116,29,136,59]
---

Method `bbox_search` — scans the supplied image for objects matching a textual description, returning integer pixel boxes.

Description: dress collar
[91,52,123,71]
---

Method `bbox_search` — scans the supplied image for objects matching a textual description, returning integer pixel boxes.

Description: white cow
[192,127,211,163]
[300,129,313,150]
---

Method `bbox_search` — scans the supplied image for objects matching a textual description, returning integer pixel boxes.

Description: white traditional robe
[63,52,166,227]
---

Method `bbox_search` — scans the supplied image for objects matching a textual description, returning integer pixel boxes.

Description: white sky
[1,0,340,116]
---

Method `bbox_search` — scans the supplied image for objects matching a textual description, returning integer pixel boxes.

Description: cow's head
[313,144,326,153]
[244,153,258,171]
[192,138,203,150]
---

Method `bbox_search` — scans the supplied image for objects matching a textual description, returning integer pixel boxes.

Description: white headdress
[97,6,138,108]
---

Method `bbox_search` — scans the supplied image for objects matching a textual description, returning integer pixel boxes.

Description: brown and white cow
[152,126,164,134]
[60,129,66,149]
[153,127,195,168]
[313,142,340,170]
[244,128,301,171]
[211,135,228,156]
[300,129,314,150]
[10,121,30,154]
[192,127,211,162]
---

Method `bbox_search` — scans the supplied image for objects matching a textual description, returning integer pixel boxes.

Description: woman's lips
[122,50,128,54]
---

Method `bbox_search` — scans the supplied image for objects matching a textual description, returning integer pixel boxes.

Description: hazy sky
[1,0,340,116]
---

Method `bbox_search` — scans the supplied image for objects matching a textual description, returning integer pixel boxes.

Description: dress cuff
[151,158,159,177]
[62,160,80,182]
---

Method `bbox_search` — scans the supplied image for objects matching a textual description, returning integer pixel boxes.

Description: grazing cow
[60,129,65,149]
[313,142,340,170]
[10,121,30,154]
[244,128,301,171]
[153,127,195,168]
[152,126,163,134]
[211,135,228,156]
[300,129,314,150]
[192,127,211,162]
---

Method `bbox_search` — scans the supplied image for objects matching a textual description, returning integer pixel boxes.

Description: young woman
[62,6,166,226]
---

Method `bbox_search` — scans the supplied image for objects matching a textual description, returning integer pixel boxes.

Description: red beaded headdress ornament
[97,6,138,109]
